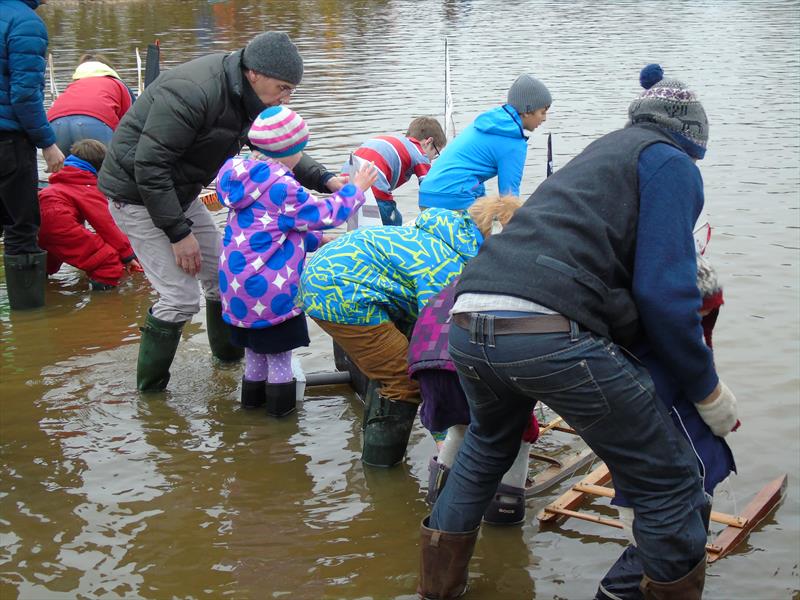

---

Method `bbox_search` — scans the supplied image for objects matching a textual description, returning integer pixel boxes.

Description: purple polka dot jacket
[216,155,364,329]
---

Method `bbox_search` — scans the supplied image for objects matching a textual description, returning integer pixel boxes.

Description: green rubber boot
[205,297,244,362]
[137,310,184,392]
[361,380,419,467]
[3,251,47,310]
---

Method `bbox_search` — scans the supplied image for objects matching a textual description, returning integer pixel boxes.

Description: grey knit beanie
[243,32,303,85]
[628,64,708,158]
[507,74,552,114]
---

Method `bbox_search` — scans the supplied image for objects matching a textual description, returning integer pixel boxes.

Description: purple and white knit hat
[248,105,309,158]
[628,64,709,158]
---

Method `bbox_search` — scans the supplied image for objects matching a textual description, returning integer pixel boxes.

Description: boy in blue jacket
[418,74,551,210]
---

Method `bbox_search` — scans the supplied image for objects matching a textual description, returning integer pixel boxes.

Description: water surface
[1,1,798,598]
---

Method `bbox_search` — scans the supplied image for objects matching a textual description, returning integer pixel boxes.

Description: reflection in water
[0,1,797,598]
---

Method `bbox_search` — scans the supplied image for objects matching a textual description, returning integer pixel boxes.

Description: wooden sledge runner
[527,416,596,496]
[537,463,787,563]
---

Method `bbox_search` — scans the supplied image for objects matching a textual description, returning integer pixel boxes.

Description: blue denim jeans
[376,199,402,226]
[50,115,114,156]
[430,313,708,583]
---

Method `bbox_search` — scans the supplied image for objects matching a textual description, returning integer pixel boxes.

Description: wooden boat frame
[537,462,788,563]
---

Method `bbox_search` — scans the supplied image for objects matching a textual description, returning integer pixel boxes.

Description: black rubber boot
[241,378,266,409]
[3,251,47,310]
[482,483,526,525]
[137,310,184,392]
[205,297,243,362]
[265,380,297,417]
[361,381,419,467]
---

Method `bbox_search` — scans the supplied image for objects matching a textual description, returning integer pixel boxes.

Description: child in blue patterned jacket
[216,105,377,417]
[299,195,522,468]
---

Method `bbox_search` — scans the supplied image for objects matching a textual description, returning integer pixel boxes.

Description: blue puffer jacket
[0,0,55,148]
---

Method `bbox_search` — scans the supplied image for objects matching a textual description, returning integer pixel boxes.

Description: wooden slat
[537,463,611,523]
[537,417,564,436]
[541,506,624,529]
[553,425,578,435]
[574,482,749,528]
[541,507,741,558]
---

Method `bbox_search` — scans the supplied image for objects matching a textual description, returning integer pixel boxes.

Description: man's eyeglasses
[430,141,441,158]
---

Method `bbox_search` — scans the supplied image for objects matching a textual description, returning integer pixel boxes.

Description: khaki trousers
[109,198,220,323]
[313,318,420,402]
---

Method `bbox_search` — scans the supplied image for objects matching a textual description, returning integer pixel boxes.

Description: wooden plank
[541,506,624,529]
[537,463,612,523]
[574,482,748,528]
[537,417,564,436]
[707,474,787,563]
[526,446,596,497]
[553,424,577,435]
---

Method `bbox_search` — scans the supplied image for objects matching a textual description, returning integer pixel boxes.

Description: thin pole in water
[444,37,455,141]
[47,53,59,99]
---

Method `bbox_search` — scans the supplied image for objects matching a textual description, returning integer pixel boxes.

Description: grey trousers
[109,198,220,323]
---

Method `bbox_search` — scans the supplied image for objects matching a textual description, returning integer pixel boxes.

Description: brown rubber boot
[417,517,479,599]
[640,556,706,600]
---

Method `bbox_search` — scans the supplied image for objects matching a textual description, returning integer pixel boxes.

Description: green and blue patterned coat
[300,208,483,325]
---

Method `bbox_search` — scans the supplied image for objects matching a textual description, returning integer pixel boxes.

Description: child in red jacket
[38,139,141,290]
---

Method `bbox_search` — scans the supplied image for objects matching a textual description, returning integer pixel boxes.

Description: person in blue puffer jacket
[0,0,65,310]
[418,73,551,211]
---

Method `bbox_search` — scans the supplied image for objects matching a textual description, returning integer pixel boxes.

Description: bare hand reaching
[172,233,202,275]
[352,162,379,192]
[42,144,65,173]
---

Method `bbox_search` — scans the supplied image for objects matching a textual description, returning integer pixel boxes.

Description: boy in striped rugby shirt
[346,117,446,225]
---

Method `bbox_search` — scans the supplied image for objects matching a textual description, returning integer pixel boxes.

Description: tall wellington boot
[640,556,706,600]
[361,381,419,467]
[417,516,479,599]
[137,310,184,392]
[3,251,47,310]
[205,297,243,362]
[265,380,297,417]
[241,378,266,410]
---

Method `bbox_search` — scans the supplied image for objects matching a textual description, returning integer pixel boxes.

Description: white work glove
[696,381,738,437]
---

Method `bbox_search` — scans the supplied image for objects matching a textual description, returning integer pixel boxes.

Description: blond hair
[468,194,523,237]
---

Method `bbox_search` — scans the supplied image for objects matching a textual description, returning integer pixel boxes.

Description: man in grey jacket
[99,31,341,392]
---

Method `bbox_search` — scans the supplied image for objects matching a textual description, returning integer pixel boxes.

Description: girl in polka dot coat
[216,105,378,415]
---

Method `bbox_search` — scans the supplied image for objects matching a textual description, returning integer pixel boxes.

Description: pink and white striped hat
[248,105,309,158]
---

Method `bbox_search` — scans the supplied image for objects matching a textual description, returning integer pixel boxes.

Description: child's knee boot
[265,380,297,417]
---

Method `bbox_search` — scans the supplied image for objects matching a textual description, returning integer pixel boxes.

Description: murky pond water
[1,1,798,598]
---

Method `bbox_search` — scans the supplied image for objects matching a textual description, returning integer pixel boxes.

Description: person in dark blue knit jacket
[416,65,739,600]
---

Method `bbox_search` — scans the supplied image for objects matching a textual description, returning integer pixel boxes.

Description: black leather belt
[452,312,571,334]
